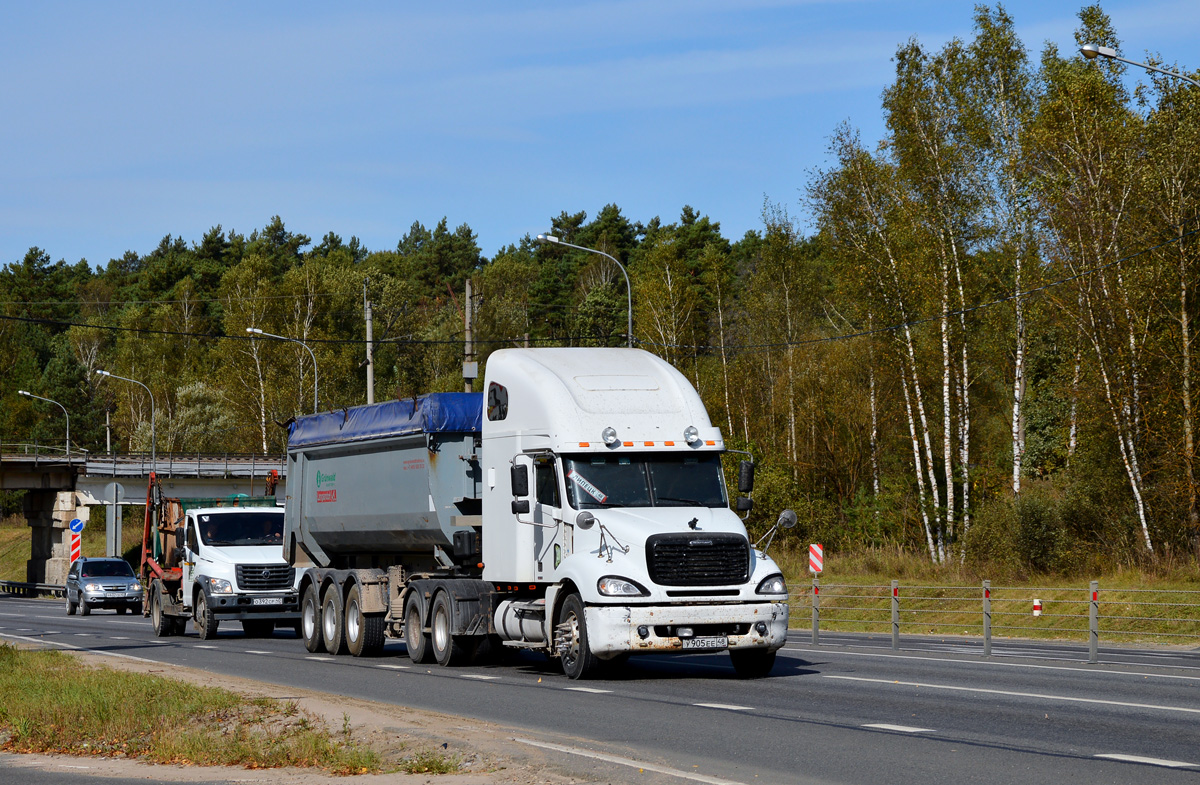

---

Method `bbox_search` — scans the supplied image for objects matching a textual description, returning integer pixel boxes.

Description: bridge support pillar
[23,490,90,585]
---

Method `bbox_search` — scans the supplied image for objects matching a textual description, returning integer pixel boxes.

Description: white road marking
[565,687,612,694]
[376,664,409,670]
[788,646,1200,681]
[863,723,935,733]
[306,656,334,661]
[0,631,159,663]
[514,738,745,785]
[110,636,130,640]
[245,650,272,655]
[1095,754,1197,768]
[694,703,752,711]
[461,674,499,680]
[824,675,1200,715]
[194,645,217,649]
[74,633,91,637]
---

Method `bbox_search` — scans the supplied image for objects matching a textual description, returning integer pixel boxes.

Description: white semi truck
[285,348,792,678]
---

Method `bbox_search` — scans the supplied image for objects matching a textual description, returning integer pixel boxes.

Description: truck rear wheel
[321,588,349,655]
[729,648,777,679]
[556,593,600,680]
[404,593,433,663]
[301,584,324,652]
[345,584,384,657]
[431,592,471,667]
[195,593,219,640]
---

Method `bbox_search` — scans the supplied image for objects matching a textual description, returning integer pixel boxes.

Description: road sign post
[69,517,84,564]
[809,543,823,574]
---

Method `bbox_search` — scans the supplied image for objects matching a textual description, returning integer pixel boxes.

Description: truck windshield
[561,453,727,509]
[197,512,284,546]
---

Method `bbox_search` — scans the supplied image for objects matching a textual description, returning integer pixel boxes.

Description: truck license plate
[252,597,283,606]
[681,635,728,650]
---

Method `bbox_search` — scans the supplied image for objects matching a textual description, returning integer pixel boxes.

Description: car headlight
[597,576,649,597]
[84,583,103,592]
[756,574,787,595]
[207,577,234,594]
[128,582,142,592]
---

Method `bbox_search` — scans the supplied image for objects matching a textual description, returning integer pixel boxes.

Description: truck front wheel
[556,593,600,680]
[301,584,323,653]
[195,593,219,640]
[729,648,777,679]
[321,588,349,655]
[404,594,433,663]
[346,584,385,657]
[151,582,173,637]
[431,592,471,667]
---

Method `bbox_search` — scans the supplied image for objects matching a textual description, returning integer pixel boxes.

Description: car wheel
[66,592,77,616]
[80,597,91,616]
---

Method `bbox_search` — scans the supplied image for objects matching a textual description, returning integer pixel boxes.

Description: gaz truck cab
[141,474,300,639]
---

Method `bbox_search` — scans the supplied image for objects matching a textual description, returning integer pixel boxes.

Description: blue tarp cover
[288,393,482,448]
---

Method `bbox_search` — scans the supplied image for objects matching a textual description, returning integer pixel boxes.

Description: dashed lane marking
[194,645,217,649]
[1095,754,1197,768]
[305,656,335,661]
[514,738,746,785]
[824,675,1200,715]
[461,674,500,680]
[376,664,409,670]
[862,723,935,733]
[245,650,272,655]
[693,703,752,711]
[565,687,612,694]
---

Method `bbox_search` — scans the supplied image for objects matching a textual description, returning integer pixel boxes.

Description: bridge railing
[1,446,286,477]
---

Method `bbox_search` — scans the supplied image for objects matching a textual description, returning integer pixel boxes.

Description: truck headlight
[756,574,787,595]
[207,577,234,595]
[597,576,649,597]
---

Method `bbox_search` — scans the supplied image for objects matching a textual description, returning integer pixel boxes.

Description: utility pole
[364,280,375,405]
[463,278,477,392]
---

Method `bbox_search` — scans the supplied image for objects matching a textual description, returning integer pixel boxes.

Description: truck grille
[645,533,749,587]
[236,564,295,591]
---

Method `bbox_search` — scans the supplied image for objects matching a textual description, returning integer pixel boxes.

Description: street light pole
[535,234,634,348]
[94,370,155,472]
[18,390,69,457]
[246,328,320,414]
[1080,43,1200,88]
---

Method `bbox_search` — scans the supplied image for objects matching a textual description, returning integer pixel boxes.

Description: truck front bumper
[206,591,300,620]
[584,601,788,657]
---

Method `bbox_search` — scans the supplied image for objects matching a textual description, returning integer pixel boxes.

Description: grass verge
[0,644,393,773]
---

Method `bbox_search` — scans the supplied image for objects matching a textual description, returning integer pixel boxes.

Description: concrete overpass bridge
[1,445,287,584]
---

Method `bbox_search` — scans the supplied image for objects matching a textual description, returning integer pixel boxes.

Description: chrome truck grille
[645,533,749,586]
[235,564,295,591]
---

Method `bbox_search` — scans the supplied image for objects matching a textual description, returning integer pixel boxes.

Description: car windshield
[561,453,727,509]
[197,512,284,546]
[80,560,135,578]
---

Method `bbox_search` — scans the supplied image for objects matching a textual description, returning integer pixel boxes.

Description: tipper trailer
[285,347,792,678]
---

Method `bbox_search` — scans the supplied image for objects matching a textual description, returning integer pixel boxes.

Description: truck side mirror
[186,525,198,553]
[511,500,530,514]
[510,464,529,497]
[735,497,753,512]
[174,526,186,553]
[778,509,798,529]
[737,461,755,494]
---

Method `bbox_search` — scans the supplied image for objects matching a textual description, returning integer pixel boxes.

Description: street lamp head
[246,327,263,335]
[1080,43,1117,60]
[535,234,559,244]
[18,389,31,397]
[94,369,111,377]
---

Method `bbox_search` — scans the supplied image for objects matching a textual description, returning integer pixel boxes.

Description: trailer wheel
[321,588,349,655]
[195,592,219,640]
[301,584,324,652]
[346,584,385,657]
[151,582,173,637]
[404,593,433,663]
[555,593,600,680]
[729,648,776,679]
[430,592,471,667]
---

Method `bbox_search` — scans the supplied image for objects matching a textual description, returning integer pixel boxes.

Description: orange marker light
[578,442,590,447]
[644,441,654,447]
[705,440,716,446]
[622,441,634,447]
[664,441,675,446]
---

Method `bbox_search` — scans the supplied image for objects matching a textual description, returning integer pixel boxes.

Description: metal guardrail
[791,579,1200,663]
[0,580,65,598]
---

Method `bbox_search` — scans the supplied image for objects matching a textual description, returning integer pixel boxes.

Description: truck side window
[535,458,560,507]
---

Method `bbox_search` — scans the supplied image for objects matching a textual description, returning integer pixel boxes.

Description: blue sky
[2,1,1198,267]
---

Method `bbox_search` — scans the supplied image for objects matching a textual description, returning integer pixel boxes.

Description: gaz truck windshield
[197,512,285,546]
[562,453,727,509]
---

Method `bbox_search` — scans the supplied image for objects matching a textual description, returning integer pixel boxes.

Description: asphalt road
[2,594,1199,785]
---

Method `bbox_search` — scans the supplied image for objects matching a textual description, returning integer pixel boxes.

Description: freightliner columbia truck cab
[483,347,790,677]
